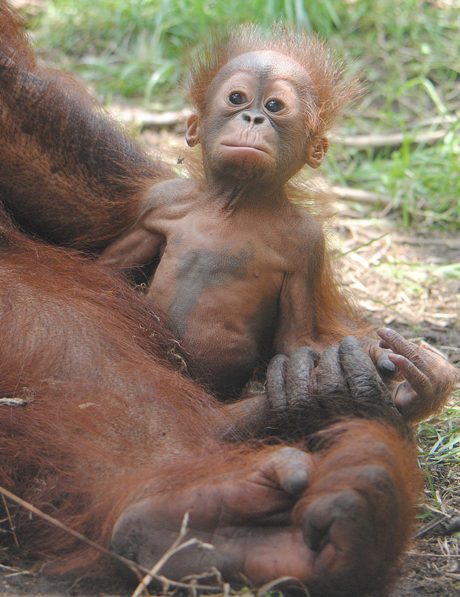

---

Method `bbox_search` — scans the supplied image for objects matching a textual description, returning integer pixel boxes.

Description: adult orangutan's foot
[112,421,417,596]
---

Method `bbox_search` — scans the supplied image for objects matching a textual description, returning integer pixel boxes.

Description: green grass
[416,392,460,510]
[27,0,331,103]
[23,0,460,226]
[418,392,460,465]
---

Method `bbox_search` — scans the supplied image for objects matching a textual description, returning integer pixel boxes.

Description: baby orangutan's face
[186,51,328,184]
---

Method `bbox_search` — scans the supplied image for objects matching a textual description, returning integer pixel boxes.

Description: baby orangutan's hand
[377,328,458,423]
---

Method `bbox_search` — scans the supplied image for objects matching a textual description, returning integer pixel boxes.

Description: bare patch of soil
[336,218,460,363]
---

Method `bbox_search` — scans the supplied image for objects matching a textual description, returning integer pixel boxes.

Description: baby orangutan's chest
[145,226,292,394]
[148,234,285,340]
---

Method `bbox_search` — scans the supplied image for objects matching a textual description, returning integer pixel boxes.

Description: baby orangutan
[100,29,365,397]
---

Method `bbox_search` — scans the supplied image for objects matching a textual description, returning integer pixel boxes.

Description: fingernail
[380,359,396,372]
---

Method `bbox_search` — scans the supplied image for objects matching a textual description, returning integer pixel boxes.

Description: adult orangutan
[0,2,458,596]
[0,209,431,597]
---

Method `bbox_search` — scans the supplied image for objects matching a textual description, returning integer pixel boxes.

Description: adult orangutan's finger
[339,336,392,407]
[315,345,349,397]
[263,447,315,496]
[266,354,289,411]
[361,336,397,376]
[285,347,320,407]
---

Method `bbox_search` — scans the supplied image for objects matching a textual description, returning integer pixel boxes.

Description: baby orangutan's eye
[265,100,284,113]
[229,92,247,105]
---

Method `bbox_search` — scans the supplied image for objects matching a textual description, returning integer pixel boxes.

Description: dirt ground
[1,127,460,597]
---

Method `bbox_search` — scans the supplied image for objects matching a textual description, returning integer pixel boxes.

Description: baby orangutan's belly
[167,291,278,397]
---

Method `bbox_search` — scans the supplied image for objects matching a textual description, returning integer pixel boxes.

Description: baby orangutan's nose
[241,112,265,125]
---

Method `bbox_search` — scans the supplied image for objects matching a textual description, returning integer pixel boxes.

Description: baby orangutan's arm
[97,194,165,273]
[273,224,362,355]
[98,181,182,271]
[271,226,457,426]
[98,178,196,273]
[98,226,164,272]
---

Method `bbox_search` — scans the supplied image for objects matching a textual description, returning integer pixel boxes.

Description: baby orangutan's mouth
[221,143,269,154]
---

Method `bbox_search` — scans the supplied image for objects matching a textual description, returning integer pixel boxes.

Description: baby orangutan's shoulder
[286,204,325,247]
[141,177,203,214]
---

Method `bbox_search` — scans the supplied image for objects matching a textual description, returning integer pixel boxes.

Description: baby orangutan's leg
[112,420,419,597]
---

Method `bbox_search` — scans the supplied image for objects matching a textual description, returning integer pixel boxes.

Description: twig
[0,564,23,572]
[340,129,449,149]
[408,551,460,559]
[0,485,223,593]
[1,493,19,548]
[5,570,32,578]
[399,237,460,249]
[413,514,449,539]
[110,105,191,129]
[131,511,214,597]
[0,484,146,577]
[419,341,449,361]
[257,576,311,597]
[0,397,31,407]
[326,186,392,206]
[335,232,389,259]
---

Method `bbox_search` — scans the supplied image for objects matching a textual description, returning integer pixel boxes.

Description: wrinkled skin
[225,331,457,439]
[112,423,417,597]
[111,341,417,595]
[111,343,419,596]
[377,328,458,422]
[274,331,458,424]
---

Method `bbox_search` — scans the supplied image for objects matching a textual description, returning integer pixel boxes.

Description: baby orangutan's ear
[185,114,201,147]
[305,138,329,169]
